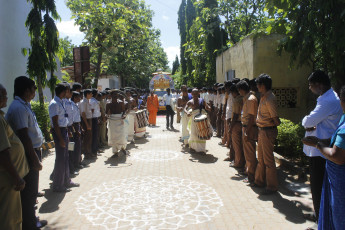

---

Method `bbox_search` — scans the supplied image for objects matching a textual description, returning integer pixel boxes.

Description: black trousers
[91,117,100,154]
[309,156,326,221]
[166,105,175,128]
[21,149,41,230]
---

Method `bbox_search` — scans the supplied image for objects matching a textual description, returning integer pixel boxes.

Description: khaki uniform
[241,92,258,182]
[0,111,29,230]
[255,90,279,191]
[231,95,245,167]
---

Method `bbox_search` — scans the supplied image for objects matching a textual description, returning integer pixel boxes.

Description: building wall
[215,34,313,123]
[216,37,254,83]
[0,0,31,109]
[0,0,62,105]
[253,34,313,122]
[98,75,121,90]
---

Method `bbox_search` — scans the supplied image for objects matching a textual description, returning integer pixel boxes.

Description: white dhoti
[188,110,207,153]
[127,111,135,142]
[108,114,127,153]
[180,111,190,145]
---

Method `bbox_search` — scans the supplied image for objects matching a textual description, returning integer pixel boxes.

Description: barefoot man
[177,85,192,146]
[106,90,128,156]
[184,88,211,153]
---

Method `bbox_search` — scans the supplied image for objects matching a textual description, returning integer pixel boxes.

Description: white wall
[0,0,63,105]
[0,0,31,109]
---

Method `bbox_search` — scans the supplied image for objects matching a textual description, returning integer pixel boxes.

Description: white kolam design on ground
[75,176,223,230]
[130,150,182,162]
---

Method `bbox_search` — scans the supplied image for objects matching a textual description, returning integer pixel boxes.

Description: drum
[135,110,147,128]
[194,114,213,140]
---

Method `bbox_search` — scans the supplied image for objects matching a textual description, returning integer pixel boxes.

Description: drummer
[177,85,192,146]
[106,90,128,156]
[132,94,147,138]
[184,88,211,154]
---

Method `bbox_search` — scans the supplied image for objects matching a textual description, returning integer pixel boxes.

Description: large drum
[194,114,213,140]
[136,110,148,128]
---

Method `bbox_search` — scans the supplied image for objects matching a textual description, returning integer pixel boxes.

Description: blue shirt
[330,114,345,150]
[5,96,44,148]
[302,88,342,157]
[72,101,81,123]
[64,98,74,126]
[49,96,69,128]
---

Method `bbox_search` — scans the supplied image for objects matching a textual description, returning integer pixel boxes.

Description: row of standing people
[1,77,48,230]
[177,71,345,230]
[177,74,281,195]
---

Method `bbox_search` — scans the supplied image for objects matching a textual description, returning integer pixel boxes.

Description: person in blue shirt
[302,71,342,222]
[6,76,47,229]
[303,85,345,230]
[49,83,79,192]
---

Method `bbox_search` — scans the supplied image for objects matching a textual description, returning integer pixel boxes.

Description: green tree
[172,55,180,75]
[265,0,345,88]
[178,0,187,75]
[218,0,267,45]
[185,0,197,80]
[58,36,75,67]
[68,0,168,88]
[24,0,60,141]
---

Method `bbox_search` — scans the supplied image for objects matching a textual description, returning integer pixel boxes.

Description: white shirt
[90,97,101,118]
[79,98,93,119]
[208,94,214,104]
[72,101,81,123]
[64,98,74,126]
[302,88,342,157]
[6,96,44,148]
[204,93,210,104]
[225,94,233,120]
[48,96,69,128]
[163,94,173,106]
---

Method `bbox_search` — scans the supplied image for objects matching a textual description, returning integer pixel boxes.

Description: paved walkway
[38,116,314,230]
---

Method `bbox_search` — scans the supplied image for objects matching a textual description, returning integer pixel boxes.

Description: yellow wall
[216,37,254,83]
[216,34,313,123]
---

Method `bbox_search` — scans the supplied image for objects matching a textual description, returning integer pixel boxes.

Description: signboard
[149,74,174,90]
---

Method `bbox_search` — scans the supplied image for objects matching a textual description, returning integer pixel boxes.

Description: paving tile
[37,116,314,230]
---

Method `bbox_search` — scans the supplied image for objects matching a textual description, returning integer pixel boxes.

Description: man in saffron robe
[147,90,159,126]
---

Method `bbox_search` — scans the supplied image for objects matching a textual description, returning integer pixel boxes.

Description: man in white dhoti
[185,88,211,153]
[106,90,128,156]
[125,90,136,143]
[177,85,192,146]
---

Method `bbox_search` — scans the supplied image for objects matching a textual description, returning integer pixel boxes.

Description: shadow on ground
[189,152,218,164]
[39,188,68,213]
[104,154,132,168]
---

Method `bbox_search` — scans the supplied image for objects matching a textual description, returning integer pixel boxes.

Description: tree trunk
[37,74,51,141]
[93,49,103,88]
[37,75,45,107]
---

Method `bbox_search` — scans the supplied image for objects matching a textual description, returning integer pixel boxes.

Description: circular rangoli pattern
[75,176,223,229]
[130,150,182,162]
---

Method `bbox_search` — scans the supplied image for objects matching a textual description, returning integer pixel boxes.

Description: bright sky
[55,0,181,68]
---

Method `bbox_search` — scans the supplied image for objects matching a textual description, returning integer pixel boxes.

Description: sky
[55,0,181,68]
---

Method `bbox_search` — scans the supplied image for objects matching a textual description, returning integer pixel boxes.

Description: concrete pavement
[37,116,315,230]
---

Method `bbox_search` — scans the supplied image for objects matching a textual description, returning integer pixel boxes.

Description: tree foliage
[218,0,268,45]
[178,0,187,76]
[265,0,345,88]
[58,36,75,67]
[172,55,180,75]
[67,0,168,88]
[24,0,60,141]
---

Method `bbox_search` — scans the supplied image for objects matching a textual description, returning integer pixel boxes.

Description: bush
[31,101,51,142]
[276,118,305,159]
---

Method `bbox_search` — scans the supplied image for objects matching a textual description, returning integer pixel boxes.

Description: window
[226,70,235,81]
